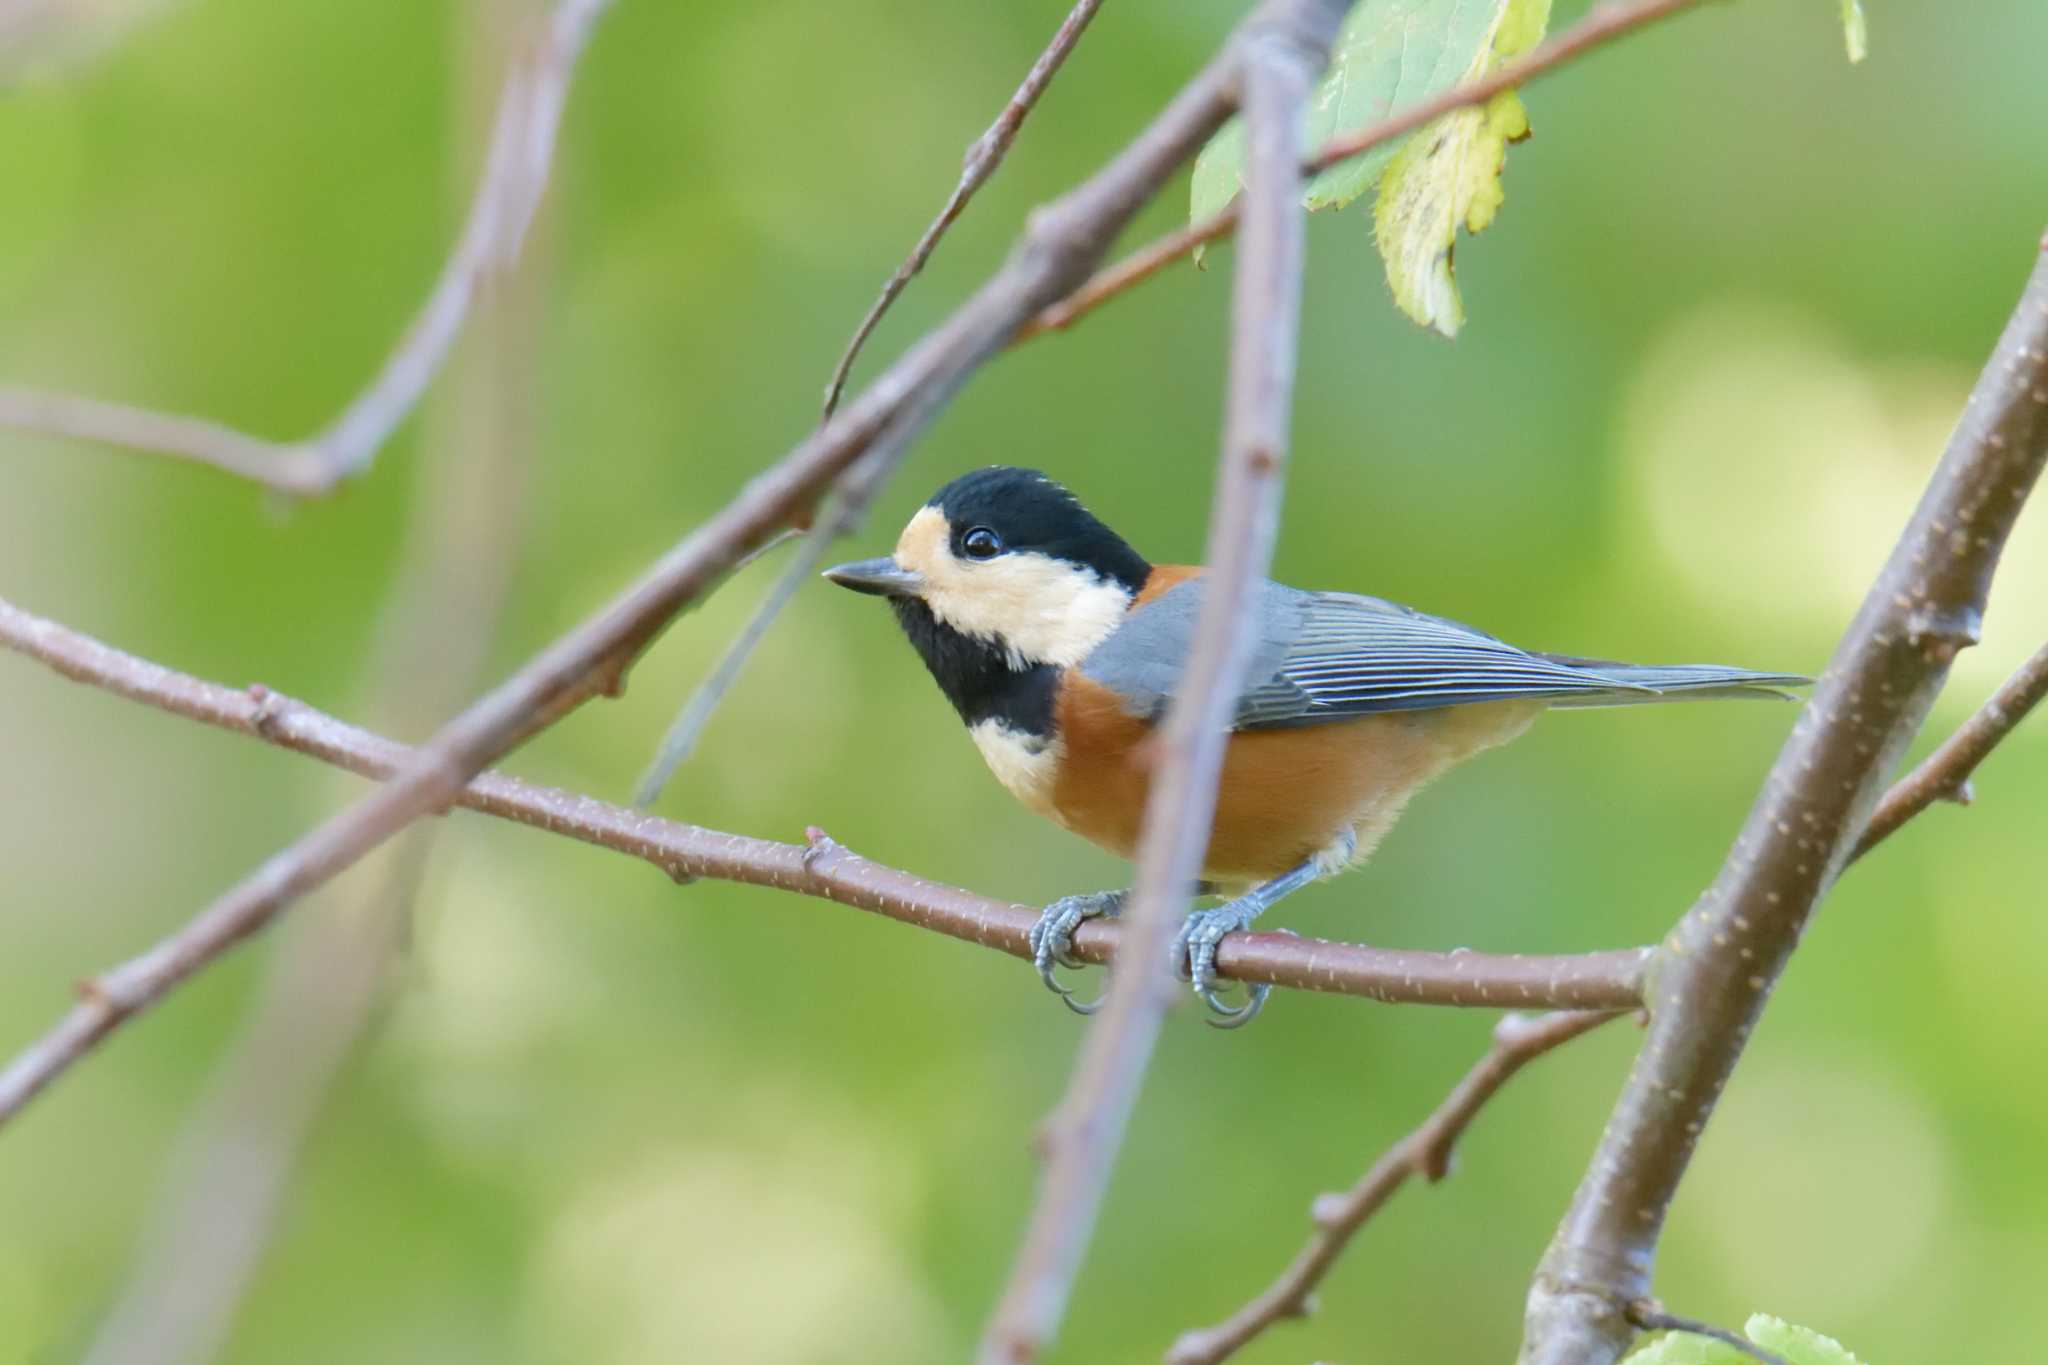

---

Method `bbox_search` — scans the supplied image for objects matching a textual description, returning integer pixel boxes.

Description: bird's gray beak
[822,556,926,599]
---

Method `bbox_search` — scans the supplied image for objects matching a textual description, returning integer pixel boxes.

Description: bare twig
[1169,1010,1623,1365]
[1017,0,1710,341]
[633,450,893,806]
[76,14,549,1356]
[0,596,1650,1014]
[1625,1306,1793,1365]
[0,24,1285,1125]
[977,5,1348,1360]
[819,0,1107,419]
[1851,640,2048,859]
[1519,245,2048,1364]
[0,0,608,495]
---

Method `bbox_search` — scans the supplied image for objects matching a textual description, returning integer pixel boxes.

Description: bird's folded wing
[1079,579,1784,732]
[1232,588,1656,728]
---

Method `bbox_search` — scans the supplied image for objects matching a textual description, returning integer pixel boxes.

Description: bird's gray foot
[1029,890,1124,1014]
[1172,899,1273,1028]
[1169,857,1325,1028]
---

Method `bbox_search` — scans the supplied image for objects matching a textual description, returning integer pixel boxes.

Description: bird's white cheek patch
[893,507,1131,668]
[932,561,1129,669]
[968,720,1062,818]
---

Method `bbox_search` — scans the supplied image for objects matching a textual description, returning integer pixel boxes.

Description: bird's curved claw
[1203,982,1271,1029]
[1028,890,1124,1013]
[1172,900,1268,1027]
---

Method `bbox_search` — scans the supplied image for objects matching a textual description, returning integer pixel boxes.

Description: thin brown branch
[0,596,1648,1015]
[0,0,609,496]
[0,27,1285,1126]
[1851,640,2048,859]
[1519,243,2048,1364]
[978,5,1348,1360]
[1017,0,1710,342]
[819,0,1107,420]
[1625,1306,1792,1365]
[1169,1009,1623,1365]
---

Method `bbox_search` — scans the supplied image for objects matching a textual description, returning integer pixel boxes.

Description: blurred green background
[3,1,2046,1361]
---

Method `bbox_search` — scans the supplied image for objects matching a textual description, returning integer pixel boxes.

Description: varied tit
[825,466,1805,1025]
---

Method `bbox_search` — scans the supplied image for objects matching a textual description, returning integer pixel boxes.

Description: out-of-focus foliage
[1626,1312,1867,1364]
[1,2,2043,1364]
[1839,0,1868,63]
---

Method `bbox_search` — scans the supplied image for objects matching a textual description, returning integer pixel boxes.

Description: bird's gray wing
[1080,578,1667,731]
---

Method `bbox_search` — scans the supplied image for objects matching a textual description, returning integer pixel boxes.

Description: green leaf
[1622,1331,1743,1365]
[1746,1313,1868,1365]
[1301,0,1521,212]
[1188,0,1538,229]
[1621,1314,1872,1365]
[1371,0,1550,336]
[1187,0,1553,332]
[1839,0,1869,63]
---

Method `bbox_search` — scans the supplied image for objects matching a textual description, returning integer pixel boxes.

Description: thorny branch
[0,597,1648,1029]
[1168,1009,1625,1365]
[1018,0,1711,342]
[0,0,610,496]
[819,0,1107,420]
[0,0,1260,1126]
[978,4,1348,1360]
[1518,245,2048,1365]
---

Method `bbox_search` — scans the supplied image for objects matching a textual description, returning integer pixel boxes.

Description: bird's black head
[920,466,1151,595]
[822,467,1151,725]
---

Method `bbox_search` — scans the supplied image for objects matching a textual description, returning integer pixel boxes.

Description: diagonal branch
[1017,0,1710,342]
[0,594,1647,1081]
[1518,243,2048,1365]
[0,16,1290,1125]
[977,4,1350,1360]
[1168,1009,1625,1365]
[819,0,1107,420]
[0,0,610,496]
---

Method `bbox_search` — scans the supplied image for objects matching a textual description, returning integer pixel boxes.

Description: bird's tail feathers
[1536,656,1810,707]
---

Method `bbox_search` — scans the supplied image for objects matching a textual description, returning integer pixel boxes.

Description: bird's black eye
[961,526,1003,560]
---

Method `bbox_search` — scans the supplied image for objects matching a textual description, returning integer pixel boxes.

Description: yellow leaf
[1371,0,1550,337]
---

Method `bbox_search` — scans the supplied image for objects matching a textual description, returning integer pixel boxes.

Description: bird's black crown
[926,466,1151,593]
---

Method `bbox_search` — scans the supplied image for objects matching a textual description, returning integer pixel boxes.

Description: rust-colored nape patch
[1134,563,1205,608]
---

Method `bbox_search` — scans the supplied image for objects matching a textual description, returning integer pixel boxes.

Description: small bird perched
[825,467,1804,1024]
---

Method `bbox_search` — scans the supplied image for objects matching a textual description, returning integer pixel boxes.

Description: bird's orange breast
[1047,671,1541,888]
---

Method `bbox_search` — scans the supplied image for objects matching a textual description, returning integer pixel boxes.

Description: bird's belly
[1046,680,1543,886]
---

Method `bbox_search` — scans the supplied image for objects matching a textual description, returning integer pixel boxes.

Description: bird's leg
[1172,858,1327,1028]
[1028,890,1126,1013]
